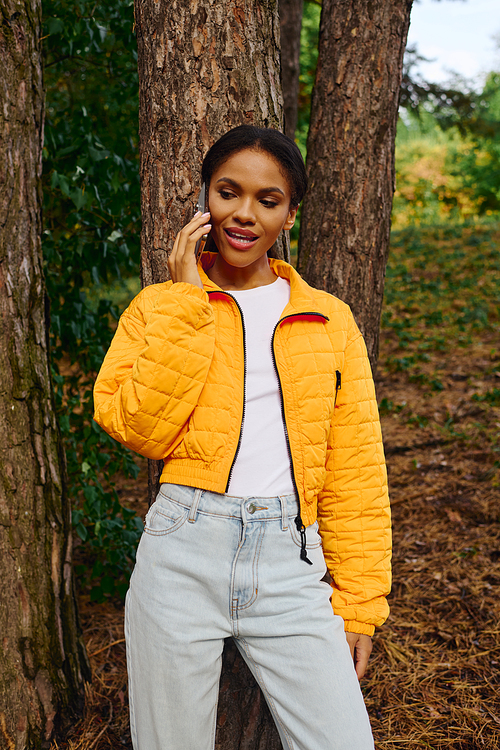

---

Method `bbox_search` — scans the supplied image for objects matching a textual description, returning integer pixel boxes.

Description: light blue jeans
[125,483,374,750]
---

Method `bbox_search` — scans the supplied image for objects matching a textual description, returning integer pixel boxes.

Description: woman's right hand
[167,211,211,290]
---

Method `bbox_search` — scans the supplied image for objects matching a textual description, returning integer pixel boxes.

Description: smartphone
[194,183,209,261]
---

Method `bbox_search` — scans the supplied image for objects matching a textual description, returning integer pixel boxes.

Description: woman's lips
[223,228,259,250]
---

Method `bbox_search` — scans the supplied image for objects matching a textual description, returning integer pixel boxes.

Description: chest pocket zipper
[334,370,342,407]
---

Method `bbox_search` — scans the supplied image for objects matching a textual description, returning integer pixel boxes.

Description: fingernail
[202,211,210,218]
[203,224,212,229]
[194,210,201,217]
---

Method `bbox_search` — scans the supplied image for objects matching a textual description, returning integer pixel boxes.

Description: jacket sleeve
[317,312,391,636]
[93,282,215,459]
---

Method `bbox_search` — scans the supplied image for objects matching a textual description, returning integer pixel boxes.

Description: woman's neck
[206,253,277,291]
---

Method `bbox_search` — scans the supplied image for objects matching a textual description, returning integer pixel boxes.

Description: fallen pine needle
[89,639,126,658]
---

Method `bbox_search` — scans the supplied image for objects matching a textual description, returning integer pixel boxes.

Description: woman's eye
[217,190,278,208]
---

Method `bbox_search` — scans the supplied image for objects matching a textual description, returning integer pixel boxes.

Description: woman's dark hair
[201,125,307,207]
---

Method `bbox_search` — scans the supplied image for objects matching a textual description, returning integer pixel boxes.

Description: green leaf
[72,187,86,210]
[76,523,88,541]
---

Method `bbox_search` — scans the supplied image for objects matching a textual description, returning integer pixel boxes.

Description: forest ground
[53,223,500,750]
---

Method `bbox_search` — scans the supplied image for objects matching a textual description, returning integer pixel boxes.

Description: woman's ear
[283,206,298,231]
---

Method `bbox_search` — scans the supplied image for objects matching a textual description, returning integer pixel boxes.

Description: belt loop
[188,489,203,523]
[280,495,288,531]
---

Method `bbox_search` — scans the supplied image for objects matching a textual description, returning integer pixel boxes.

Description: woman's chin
[216,242,270,269]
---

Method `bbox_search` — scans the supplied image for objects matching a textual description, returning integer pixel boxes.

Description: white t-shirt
[227,277,295,497]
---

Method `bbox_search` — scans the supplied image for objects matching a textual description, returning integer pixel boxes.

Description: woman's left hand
[345,632,373,680]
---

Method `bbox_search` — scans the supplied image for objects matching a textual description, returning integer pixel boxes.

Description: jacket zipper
[209,292,247,493]
[207,293,330,496]
[271,312,329,564]
[270,312,329,498]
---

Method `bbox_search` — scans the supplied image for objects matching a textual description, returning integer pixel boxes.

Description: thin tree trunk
[297,0,413,368]
[279,0,304,140]
[0,2,90,747]
[135,1,284,746]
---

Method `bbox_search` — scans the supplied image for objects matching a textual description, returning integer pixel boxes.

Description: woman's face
[207,148,297,271]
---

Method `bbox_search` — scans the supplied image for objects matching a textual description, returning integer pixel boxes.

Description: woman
[94,125,391,750]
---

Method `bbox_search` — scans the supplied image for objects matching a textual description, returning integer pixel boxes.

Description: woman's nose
[232,198,256,224]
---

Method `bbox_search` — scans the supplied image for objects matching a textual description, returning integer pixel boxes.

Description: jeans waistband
[159,483,299,524]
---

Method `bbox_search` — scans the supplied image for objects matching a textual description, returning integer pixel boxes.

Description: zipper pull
[295,516,313,565]
[334,370,341,407]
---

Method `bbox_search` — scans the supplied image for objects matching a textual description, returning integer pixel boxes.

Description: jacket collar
[198,253,329,320]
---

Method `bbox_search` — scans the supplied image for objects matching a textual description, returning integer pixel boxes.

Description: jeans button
[248,503,256,514]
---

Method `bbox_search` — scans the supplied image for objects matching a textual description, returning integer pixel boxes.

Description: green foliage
[288,1,321,250]
[43,0,142,601]
[455,545,479,560]
[448,73,500,215]
[381,223,500,465]
[472,388,500,406]
[297,2,321,158]
[393,114,474,227]
[378,398,430,430]
[54,377,143,601]
[394,72,500,228]
[378,398,405,416]
[382,223,500,394]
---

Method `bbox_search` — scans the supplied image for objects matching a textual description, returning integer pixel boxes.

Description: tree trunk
[0,2,90,747]
[136,0,287,297]
[137,0,289,509]
[134,0,284,747]
[279,0,304,140]
[297,0,413,368]
[135,0,289,500]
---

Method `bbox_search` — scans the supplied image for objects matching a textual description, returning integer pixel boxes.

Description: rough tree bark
[279,0,304,139]
[297,0,413,368]
[0,1,90,747]
[135,0,288,511]
[134,0,284,747]
[136,0,286,291]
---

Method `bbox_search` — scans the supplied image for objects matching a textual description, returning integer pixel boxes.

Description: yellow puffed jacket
[94,254,391,635]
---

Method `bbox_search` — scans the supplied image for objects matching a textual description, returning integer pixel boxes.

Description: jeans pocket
[144,494,189,536]
[289,519,323,550]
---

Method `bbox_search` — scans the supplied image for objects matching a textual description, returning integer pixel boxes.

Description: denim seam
[124,594,138,749]
[230,533,243,635]
[280,494,289,530]
[238,638,295,750]
[143,510,188,536]
[210,653,222,747]
[188,488,203,522]
[288,522,323,550]
[159,492,243,520]
[200,509,285,521]
[236,524,265,612]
